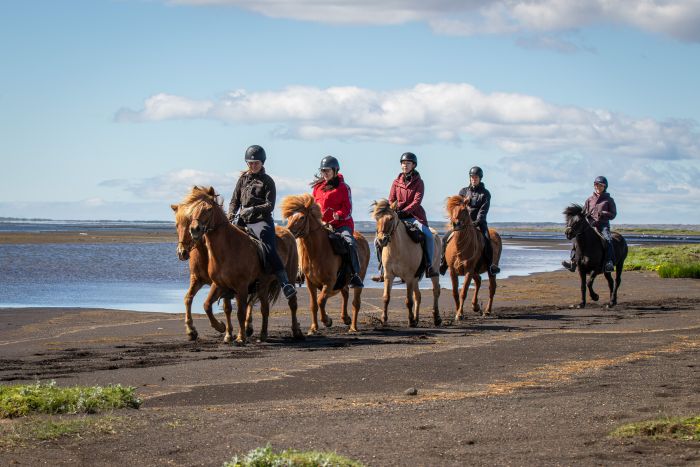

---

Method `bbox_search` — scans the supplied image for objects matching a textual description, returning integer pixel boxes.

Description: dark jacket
[584,191,616,229]
[458,183,491,227]
[389,171,428,226]
[312,173,354,231]
[227,168,275,224]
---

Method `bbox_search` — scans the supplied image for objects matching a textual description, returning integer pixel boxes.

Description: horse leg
[234,293,248,345]
[340,287,352,326]
[576,269,587,308]
[184,276,204,340]
[457,273,472,321]
[431,276,442,326]
[471,274,482,314]
[405,281,416,327]
[350,287,362,333]
[610,266,623,307]
[203,285,227,337]
[244,302,254,337]
[382,272,394,326]
[318,285,333,328]
[258,297,269,342]
[412,281,422,327]
[219,292,235,344]
[587,271,600,302]
[287,294,304,340]
[450,270,461,319]
[484,273,497,316]
[307,283,320,335]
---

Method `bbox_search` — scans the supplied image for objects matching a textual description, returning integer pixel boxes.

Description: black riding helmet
[594,176,608,190]
[400,152,418,166]
[469,166,483,179]
[319,155,340,171]
[245,145,266,164]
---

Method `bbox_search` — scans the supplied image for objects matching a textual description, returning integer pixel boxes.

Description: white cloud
[117,83,700,160]
[166,0,700,43]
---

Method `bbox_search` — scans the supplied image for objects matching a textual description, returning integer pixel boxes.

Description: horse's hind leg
[471,274,482,314]
[258,297,270,342]
[234,293,248,346]
[576,270,587,308]
[484,273,497,316]
[608,267,622,307]
[287,294,304,340]
[587,272,600,302]
[405,281,419,327]
[431,276,442,326]
[244,302,254,337]
[413,281,422,327]
[350,288,362,333]
[340,288,352,326]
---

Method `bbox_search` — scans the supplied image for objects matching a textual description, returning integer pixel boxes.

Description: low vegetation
[611,416,700,441]
[223,445,364,467]
[0,415,124,448]
[624,244,700,278]
[0,381,141,418]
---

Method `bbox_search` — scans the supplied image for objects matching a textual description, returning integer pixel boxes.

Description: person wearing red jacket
[311,155,364,288]
[372,152,438,281]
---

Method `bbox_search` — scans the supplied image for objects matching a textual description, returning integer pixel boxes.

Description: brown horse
[281,194,370,334]
[184,186,304,344]
[171,199,228,340]
[372,199,442,327]
[445,195,502,318]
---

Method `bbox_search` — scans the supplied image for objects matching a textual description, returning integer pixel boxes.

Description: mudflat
[1,270,699,466]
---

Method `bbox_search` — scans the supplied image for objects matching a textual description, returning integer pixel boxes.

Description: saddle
[325,227,353,290]
[402,221,429,279]
[240,227,272,274]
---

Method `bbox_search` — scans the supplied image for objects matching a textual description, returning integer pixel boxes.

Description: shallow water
[0,239,570,313]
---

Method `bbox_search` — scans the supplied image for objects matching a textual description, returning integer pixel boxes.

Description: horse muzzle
[189,224,204,242]
[377,235,390,247]
[564,227,574,240]
[176,243,190,261]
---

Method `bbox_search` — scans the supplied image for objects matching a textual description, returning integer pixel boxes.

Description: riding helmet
[469,166,484,179]
[594,176,608,189]
[244,145,266,164]
[400,152,418,166]
[319,155,340,171]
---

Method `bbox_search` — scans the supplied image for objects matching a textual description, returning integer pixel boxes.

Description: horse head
[181,186,224,242]
[371,199,399,247]
[281,193,322,238]
[563,204,588,240]
[446,195,472,231]
[171,203,193,261]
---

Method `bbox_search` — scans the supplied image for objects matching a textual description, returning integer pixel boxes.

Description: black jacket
[227,168,275,224]
[458,183,491,227]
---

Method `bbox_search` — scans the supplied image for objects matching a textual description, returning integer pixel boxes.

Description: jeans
[406,217,434,264]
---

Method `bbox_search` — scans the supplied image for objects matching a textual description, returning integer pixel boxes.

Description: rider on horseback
[311,156,364,288]
[562,176,617,273]
[372,152,438,282]
[227,145,297,299]
[439,166,500,276]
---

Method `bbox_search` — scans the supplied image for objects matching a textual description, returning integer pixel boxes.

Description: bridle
[376,213,399,247]
[287,211,323,239]
[189,201,224,240]
[565,213,593,239]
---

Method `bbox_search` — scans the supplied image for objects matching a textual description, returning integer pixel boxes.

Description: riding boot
[482,231,500,275]
[348,245,364,288]
[274,269,297,299]
[604,242,615,272]
[562,245,577,272]
[439,230,453,275]
[371,264,384,282]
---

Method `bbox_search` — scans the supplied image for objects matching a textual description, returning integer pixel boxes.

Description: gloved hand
[239,206,255,220]
[396,210,410,219]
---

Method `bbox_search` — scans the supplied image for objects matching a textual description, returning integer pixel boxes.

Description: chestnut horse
[281,194,370,334]
[171,199,228,340]
[184,186,304,345]
[372,199,442,327]
[445,195,502,318]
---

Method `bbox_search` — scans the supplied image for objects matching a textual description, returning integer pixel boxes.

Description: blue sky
[1,0,699,224]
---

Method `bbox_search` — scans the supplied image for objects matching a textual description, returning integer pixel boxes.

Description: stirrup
[426,265,439,278]
[281,283,297,299]
[489,264,500,275]
[349,274,364,288]
[604,261,614,272]
[371,274,384,282]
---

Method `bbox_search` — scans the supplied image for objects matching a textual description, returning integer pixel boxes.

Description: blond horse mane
[371,198,396,221]
[280,193,322,222]
[178,186,222,220]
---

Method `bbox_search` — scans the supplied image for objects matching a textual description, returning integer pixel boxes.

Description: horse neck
[387,218,411,251]
[203,212,251,259]
[453,222,482,257]
[300,219,332,256]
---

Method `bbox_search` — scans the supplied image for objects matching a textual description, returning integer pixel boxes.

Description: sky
[1,0,699,224]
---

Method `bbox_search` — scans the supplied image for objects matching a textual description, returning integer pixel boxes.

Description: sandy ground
[0,266,699,466]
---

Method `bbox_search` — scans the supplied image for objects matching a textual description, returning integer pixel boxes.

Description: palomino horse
[281,194,370,334]
[372,199,442,327]
[563,204,628,308]
[171,199,228,340]
[445,195,502,318]
[184,186,304,345]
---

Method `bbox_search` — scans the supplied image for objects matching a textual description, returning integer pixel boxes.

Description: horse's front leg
[471,274,482,314]
[287,293,304,340]
[382,272,394,325]
[450,269,460,312]
[411,281,422,327]
[340,287,352,326]
[318,285,333,328]
[350,287,362,333]
[203,284,227,337]
[456,273,472,320]
[587,271,600,302]
[307,282,320,335]
[576,269,587,308]
[485,273,497,316]
[604,271,616,308]
[184,275,204,340]
[244,302,254,337]
[405,280,415,327]
[234,292,248,346]
[431,275,442,326]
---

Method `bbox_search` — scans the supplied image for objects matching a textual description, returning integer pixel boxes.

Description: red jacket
[312,173,354,232]
[389,171,428,226]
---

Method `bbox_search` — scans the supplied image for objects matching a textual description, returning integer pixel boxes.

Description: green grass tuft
[611,416,700,441]
[0,381,141,418]
[624,244,700,278]
[223,444,364,467]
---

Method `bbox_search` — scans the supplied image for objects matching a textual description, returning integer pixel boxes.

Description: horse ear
[390,201,398,210]
[170,204,179,212]
[207,186,216,196]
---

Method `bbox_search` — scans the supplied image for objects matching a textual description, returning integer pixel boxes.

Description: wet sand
[1,268,699,466]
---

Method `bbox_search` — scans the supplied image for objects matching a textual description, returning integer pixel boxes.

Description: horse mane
[280,193,322,222]
[445,195,467,216]
[563,203,584,219]
[371,199,394,221]
[180,186,220,219]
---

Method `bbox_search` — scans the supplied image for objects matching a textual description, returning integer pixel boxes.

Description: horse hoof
[258,332,268,342]
[455,314,464,321]
[472,304,481,313]
[408,319,418,328]
[293,330,306,341]
[307,327,318,336]
[342,315,352,326]
[606,302,616,308]
[234,337,245,346]
[323,317,333,328]
[224,334,233,344]
[214,321,226,334]
[246,326,254,337]
[348,327,359,334]
[434,315,442,326]
[590,294,599,302]
[187,329,198,341]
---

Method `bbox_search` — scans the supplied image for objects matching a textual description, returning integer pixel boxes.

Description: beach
[1,242,699,466]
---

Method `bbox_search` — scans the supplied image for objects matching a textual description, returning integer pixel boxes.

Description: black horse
[563,204,628,308]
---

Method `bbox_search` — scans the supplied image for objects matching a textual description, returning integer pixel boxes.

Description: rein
[288,212,323,239]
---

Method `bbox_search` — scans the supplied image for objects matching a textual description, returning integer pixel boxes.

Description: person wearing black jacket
[227,145,296,299]
[439,166,500,276]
